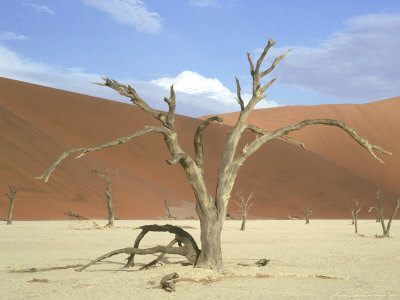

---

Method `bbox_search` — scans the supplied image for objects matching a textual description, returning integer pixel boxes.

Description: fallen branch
[76,224,201,272]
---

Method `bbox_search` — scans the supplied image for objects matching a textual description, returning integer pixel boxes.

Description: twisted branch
[194,116,223,172]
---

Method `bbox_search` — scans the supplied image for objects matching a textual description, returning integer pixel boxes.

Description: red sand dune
[0,77,398,220]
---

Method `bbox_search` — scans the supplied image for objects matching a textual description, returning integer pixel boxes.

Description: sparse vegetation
[232,190,255,230]
[301,206,313,224]
[350,198,362,234]
[91,165,118,228]
[37,39,391,272]
[5,184,18,225]
[368,189,400,237]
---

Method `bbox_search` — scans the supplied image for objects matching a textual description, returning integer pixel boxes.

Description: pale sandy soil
[1,219,400,299]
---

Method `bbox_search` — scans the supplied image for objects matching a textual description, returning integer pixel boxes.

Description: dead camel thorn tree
[164,199,176,220]
[36,38,392,272]
[5,184,18,225]
[301,206,313,224]
[91,165,118,228]
[232,190,255,230]
[368,189,400,238]
[350,198,362,234]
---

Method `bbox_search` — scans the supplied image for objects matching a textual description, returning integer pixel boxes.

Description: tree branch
[194,116,223,172]
[95,78,167,125]
[36,126,168,182]
[163,85,176,128]
[259,49,291,78]
[235,119,391,169]
[235,77,245,111]
[255,38,276,74]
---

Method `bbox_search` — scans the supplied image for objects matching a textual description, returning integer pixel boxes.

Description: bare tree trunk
[351,198,362,234]
[6,184,18,225]
[164,199,176,220]
[105,184,114,228]
[196,209,224,272]
[241,214,247,231]
[92,166,117,228]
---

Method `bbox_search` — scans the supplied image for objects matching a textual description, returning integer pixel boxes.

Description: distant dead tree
[37,39,391,272]
[5,184,18,225]
[164,199,176,220]
[91,165,118,228]
[368,189,400,238]
[232,190,255,230]
[300,206,313,224]
[350,198,362,234]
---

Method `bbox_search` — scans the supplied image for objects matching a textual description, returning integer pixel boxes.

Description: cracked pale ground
[1,219,399,299]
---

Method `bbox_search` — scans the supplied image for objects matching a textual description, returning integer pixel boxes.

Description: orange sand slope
[0,77,398,220]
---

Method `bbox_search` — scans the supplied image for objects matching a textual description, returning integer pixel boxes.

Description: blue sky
[1,0,399,116]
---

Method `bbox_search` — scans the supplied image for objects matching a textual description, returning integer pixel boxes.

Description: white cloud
[151,71,279,112]
[82,0,162,34]
[265,13,400,101]
[0,32,28,40]
[23,3,54,14]
[0,45,278,116]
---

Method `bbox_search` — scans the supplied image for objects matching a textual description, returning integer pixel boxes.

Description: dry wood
[164,199,176,220]
[76,224,200,272]
[351,198,362,234]
[160,272,179,292]
[5,184,17,225]
[37,39,392,272]
[301,207,313,224]
[91,165,118,227]
[232,190,255,230]
[368,189,400,237]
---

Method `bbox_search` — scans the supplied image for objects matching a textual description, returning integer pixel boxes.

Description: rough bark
[351,198,362,234]
[6,184,18,225]
[37,39,392,272]
[232,190,255,231]
[91,165,117,228]
[368,189,400,237]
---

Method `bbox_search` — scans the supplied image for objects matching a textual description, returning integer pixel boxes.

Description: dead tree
[76,224,200,271]
[36,39,391,272]
[91,165,118,228]
[232,190,255,230]
[164,199,176,220]
[351,198,362,234]
[301,207,313,224]
[368,189,400,237]
[5,184,18,225]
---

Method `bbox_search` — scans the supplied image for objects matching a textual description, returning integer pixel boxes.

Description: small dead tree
[5,184,18,225]
[368,189,400,237]
[37,39,391,272]
[301,207,313,224]
[91,165,118,228]
[232,190,255,230]
[164,199,176,220]
[351,198,362,234]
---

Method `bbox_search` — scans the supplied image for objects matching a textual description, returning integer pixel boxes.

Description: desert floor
[1,219,400,299]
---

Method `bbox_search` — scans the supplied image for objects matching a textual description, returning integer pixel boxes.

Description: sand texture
[0,77,398,220]
[1,219,400,299]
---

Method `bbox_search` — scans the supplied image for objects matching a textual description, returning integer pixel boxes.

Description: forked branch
[236,119,391,168]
